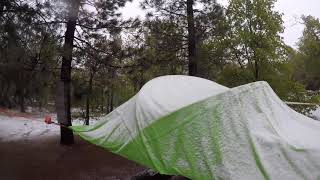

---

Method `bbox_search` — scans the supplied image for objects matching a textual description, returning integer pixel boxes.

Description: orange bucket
[44,115,52,124]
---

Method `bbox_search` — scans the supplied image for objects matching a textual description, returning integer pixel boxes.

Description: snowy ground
[0,111,98,142]
[0,115,59,142]
[311,106,320,120]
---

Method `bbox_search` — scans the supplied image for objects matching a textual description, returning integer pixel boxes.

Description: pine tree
[297,16,320,90]
[54,0,133,144]
[142,0,224,76]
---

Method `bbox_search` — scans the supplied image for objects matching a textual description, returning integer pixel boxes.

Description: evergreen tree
[54,0,134,144]
[142,0,224,76]
[297,15,320,90]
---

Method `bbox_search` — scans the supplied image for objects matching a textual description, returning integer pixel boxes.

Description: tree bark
[187,0,197,76]
[85,94,90,125]
[85,72,93,125]
[107,89,114,113]
[255,60,260,80]
[18,88,25,113]
[56,0,80,145]
[100,88,104,112]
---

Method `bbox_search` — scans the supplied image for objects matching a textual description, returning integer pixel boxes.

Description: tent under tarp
[71,75,320,180]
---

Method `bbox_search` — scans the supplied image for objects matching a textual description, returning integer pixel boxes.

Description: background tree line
[0,0,319,144]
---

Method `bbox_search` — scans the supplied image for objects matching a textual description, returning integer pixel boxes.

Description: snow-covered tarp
[71,75,320,180]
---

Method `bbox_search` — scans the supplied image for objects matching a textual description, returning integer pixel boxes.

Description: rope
[285,101,320,106]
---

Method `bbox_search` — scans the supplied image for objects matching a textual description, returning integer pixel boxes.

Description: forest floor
[0,108,145,180]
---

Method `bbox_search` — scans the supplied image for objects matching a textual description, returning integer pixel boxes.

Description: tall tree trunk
[19,88,25,113]
[85,95,90,125]
[133,78,139,93]
[107,89,114,113]
[106,90,109,113]
[100,88,104,112]
[2,82,10,107]
[107,69,116,113]
[85,72,93,125]
[187,0,197,76]
[255,60,260,80]
[56,0,80,145]
[109,90,114,112]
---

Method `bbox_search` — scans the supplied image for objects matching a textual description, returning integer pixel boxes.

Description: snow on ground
[0,113,98,142]
[311,106,320,121]
[0,115,59,142]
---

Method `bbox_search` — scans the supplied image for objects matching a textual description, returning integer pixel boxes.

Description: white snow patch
[311,106,320,121]
[0,115,59,142]
[0,114,99,142]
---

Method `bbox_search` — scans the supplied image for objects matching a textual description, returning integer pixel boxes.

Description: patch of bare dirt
[0,135,145,180]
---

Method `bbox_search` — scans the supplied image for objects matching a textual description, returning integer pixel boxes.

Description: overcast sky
[119,0,320,48]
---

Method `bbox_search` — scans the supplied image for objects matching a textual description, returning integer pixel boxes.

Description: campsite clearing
[0,113,145,180]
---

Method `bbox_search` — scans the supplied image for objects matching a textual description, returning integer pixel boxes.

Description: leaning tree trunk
[187,0,197,76]
[56,0,80,145]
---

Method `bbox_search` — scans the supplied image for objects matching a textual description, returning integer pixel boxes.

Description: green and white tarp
[71,75,320,180]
